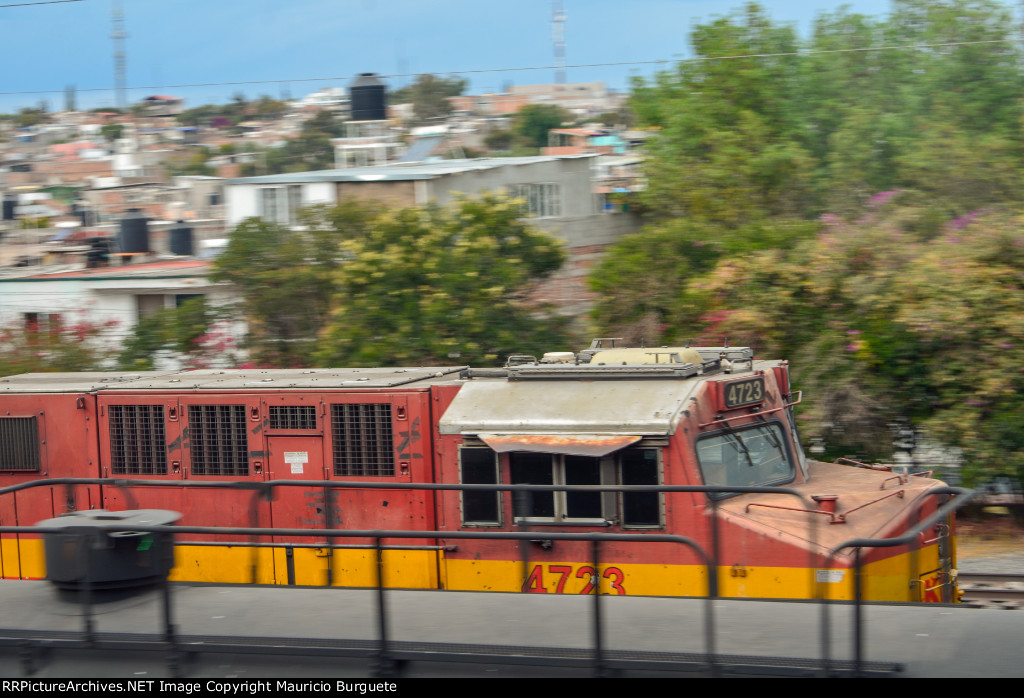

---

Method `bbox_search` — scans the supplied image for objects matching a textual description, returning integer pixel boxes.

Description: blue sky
[0,0,972,113]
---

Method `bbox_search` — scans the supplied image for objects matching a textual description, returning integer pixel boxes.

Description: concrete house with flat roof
[225,154,636,248]
[224,154,639,314]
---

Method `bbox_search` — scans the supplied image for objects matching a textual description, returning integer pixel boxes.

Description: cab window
[696,422,794,496]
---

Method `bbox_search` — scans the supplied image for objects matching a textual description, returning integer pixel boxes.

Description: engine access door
[323,392,439,590]
[261,394,331,586]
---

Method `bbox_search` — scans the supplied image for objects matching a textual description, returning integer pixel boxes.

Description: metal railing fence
[0,477,974,677]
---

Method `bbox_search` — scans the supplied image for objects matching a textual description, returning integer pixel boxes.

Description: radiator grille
[0,417,40,471]
[109,405,167,475]
[188,404,248,476]
[270,405,317,430]
[331,404,394,476]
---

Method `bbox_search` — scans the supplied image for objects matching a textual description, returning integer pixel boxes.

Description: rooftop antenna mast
[552,1,566,86]
[112,0,127,110]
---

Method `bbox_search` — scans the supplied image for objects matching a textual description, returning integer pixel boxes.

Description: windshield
[696,422,794,495]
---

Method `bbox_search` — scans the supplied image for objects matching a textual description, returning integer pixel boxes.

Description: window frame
[458,445,502,527]
[695,420,796,500]
[618,447,664,530]
[258,185,304,225]
[508,182,563,218]
[507,446,664,528]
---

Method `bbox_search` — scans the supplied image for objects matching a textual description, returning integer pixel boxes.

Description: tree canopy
[210,200,378,366]
[589,0,1024,483]
[116,297,236,371]
[214,195,566,369]
[390,74,467,123]
[316,194,566,367]
[239,110,345,176]
[629,0,1024,224]
[513,104,572,149]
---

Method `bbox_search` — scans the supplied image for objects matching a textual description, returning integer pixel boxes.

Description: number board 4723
[722,377,765,409]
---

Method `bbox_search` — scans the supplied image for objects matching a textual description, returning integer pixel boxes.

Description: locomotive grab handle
[880,474,909,490]
[920,523,950,546]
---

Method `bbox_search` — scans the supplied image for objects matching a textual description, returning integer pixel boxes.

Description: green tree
[483,129,515,152]
[589,217,818,343]
[513,104,571,149]
[211,201,379,367]
[315,194,567,367]
[252,110,345,174]
[669,205,1024,484]
[168,147,214,177]
[392,74,467,123]
[116,298,234,370]
[633,4,814,226]
[252,94,288,120]
[14,107,46,128]
[99,123,124,143]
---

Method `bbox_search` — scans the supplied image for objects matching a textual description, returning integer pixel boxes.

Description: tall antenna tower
[552,1,566,85]
[112,0,127,109]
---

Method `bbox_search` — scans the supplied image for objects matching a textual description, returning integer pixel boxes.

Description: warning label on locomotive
[816,570,846,583]
[284,451,308,474]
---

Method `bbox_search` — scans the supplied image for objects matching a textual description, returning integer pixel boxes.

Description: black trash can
[37,509,181,590]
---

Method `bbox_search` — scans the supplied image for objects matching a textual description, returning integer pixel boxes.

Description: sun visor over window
[438,380,698,436]
[479,433,642,457]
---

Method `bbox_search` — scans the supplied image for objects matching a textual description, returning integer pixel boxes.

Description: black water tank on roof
[118,208,149,253]
[349,72,387,121]
[169,220,194,256]
[1,196,15,221]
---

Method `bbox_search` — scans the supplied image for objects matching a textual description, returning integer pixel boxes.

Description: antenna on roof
[552,1,566,85]
[111,0,128,110]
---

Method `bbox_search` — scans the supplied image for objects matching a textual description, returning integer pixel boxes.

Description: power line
[0,0,83,7]
[0,37,1016,97]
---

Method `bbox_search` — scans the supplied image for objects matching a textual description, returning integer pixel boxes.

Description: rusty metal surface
[718,461,951,556]
[479,433,641,457]
[438,379,702,435]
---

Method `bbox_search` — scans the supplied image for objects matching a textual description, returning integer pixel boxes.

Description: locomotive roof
[0,366,468,392]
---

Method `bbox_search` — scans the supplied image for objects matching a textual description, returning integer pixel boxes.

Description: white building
[225,154,636,250]
[0,259,242,368]
[224,154,640,316]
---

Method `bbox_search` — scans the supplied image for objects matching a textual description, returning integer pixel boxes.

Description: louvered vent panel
[109,405,167,475]
[188,404,248,476]
[331,404,394,476]
[0,417,40,471]
[269,405,316,430]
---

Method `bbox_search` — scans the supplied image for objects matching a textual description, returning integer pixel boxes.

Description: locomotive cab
[438,344,956,602]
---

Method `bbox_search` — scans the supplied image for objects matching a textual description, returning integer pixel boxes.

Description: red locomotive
[0,344,958,601]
